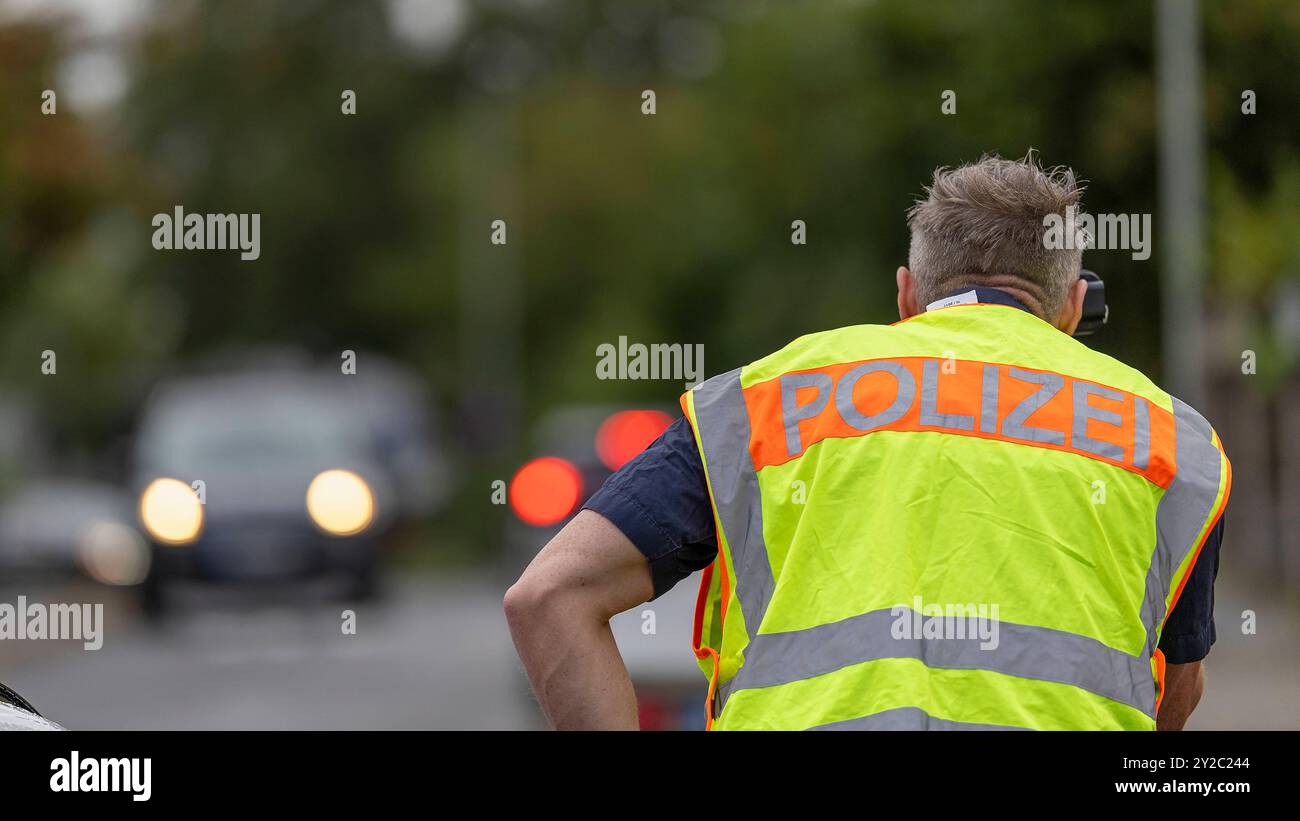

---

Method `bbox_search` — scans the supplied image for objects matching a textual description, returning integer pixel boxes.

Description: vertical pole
[459,96,523,457]
[1156,0,1207,408]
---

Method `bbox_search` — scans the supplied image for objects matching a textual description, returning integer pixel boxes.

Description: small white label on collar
[925,290,979,311]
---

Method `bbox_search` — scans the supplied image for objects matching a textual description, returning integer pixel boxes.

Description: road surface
[0,573,538,730]
[0,567,1294,729]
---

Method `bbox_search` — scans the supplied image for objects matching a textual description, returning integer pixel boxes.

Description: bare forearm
[504,510,653,730]
[1157,661,1204,730]
[506,600,638,730]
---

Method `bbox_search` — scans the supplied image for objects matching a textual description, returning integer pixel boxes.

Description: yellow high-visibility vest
[680,304,1230,730]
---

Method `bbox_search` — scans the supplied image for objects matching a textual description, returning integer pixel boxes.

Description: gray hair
[906,152,1086,319]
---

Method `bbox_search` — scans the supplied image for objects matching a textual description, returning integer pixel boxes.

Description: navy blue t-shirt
[584,305,1224,665]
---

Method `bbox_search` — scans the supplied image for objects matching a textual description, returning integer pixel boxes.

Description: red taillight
[595,410,673,471]
[509,457,583,526]
[637,693,673,731]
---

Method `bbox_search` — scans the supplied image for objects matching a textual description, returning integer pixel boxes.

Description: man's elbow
[503,575,543,632]
[503,566,567,634]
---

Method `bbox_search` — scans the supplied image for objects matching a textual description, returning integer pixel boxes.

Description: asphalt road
[0,567,1294,730]
[1189,572,1300,730]
[0,573,538,730]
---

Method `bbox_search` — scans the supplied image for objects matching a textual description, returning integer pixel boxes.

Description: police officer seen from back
[505,153,1230,731]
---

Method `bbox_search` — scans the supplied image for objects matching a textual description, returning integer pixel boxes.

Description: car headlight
[78,520,151,585]
[139,477,203,545]
[306,469,374,536]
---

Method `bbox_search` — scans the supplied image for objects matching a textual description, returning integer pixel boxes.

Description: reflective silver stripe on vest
[718,606,1155,717]
[692,369,773,637]
[1132,396,1151,471]
[1140,397,1225,655]
[810,706,1032,731]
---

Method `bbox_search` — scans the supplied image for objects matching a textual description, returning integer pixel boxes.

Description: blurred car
[0,478,149,587]
[504,404,707,730]
[0,393,150,587]
[335,353,453,521]
[131,354,449,616]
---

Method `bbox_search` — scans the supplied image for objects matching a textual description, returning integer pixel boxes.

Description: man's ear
[897,266,921,320]
[1057,276,1089,335]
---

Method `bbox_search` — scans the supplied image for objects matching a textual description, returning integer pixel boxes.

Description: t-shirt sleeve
[1157,514,1225,664]
[582,416,719,599]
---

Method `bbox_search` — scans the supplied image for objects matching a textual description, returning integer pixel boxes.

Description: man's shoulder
[736,323,898,386]
[1069,344,1169,401]
[1052,343,1226,454]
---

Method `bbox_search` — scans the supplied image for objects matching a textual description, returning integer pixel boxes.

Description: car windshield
[139,386,363,473]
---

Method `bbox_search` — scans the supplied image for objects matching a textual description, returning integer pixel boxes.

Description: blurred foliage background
[0,0,1296,578]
